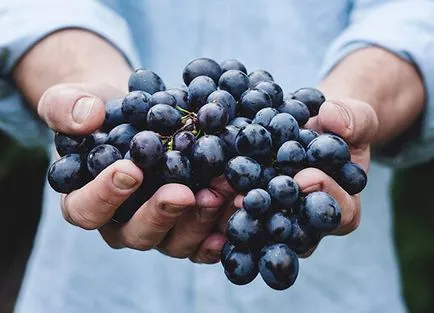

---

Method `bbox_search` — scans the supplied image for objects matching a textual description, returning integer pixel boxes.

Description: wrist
[319,47,424,144]
[13,29,132,108]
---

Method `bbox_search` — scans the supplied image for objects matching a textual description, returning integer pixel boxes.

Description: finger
[61,160,143,230]
[38,83,124,135]
[234,194,244,208]
[316,99,379,148]
[156,204,222,258]
[195,175,236,209]
[294,167,360,236]
[189,232,227,264]
[152,177,236,258]
[99,184,196,251]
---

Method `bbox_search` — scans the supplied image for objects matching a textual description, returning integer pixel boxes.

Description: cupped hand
[38,83,236,264]
[218,98,379,257]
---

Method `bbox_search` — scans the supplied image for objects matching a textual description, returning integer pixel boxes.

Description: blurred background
[0,129,433,313]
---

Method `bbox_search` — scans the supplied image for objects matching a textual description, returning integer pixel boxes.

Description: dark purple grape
[87,144,122,177]
[228,117,252,129]
[218,70,250,101]
[191,135,228,184]
[54,132,95,156]
[128,69,166,94]
[298,129,319,148]
[248,70,274,88]
[106,123,138,156]
[158,150,192,185]
[130,131,165,169]
[226,208,265,248]
[219,125,240,158]
[259,166,277,189]
[332,161,367,195]
[149,91,177,107]
[220,59,247,74]
[124,150,131,160]
[243,188,271,218]
[278,99,310,126]
[266,212,293,243]
[147,104,182,136]
[268,113,299,148]
[197,102,229,134]
[287,218,320,254]
[166,88,190,110]
[187,76,217,110]
[225,156,261,193]
[306,134,350,172]
[102,98,127,131]
[235,123,272,161]
[267,175,299,209]
[121,91,152,129]
[259,243,299,290]
[252,107,279,128]
[183,58,222,85]
[91,131,108,146]
[239,89,272,119]
[207,90,237,120]
[276,140,307,176]
[256,81,284,108]
[291,87,325,117]
[300,191,341,232]
[173,131,196,156]
[47,154,90,194]
[221,241,235,266]
[224,247,258,285]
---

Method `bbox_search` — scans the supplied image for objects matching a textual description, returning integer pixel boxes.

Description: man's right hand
[38,82,237,264]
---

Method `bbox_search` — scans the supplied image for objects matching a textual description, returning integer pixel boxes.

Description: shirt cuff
[318,1,434,168]
[0,0,141,74]
[0,0,141,147]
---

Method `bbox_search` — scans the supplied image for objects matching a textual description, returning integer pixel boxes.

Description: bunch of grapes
[47,58,367,291]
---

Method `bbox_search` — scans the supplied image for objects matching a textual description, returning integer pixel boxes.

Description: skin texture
[12,29,425,262]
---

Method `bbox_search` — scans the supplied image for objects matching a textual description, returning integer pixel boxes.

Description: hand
[38,82,237,264]
[218,98,379,257]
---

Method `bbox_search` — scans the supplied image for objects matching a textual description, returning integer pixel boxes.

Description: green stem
[176,105,192,115]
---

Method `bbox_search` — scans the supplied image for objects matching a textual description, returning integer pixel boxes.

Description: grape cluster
[47,58,368,291]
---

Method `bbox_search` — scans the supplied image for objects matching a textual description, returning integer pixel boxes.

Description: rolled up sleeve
[319,0,434,169]
[0,0,140,147]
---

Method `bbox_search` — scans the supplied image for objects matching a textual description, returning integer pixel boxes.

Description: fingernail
[72,97,95,123]
[199,207,220,221]
[113,172,137,190]
[329,100,351,129]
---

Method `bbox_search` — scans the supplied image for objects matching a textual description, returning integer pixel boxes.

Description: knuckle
[347,210,361,232]
[146,213,175,230]
[68,209,101,230]
[38,85,65,121]
[163,246,192,259]
[124,236,154,251]
[94,186,122,211]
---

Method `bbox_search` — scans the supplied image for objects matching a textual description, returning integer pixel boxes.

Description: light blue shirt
[1,1,434,312]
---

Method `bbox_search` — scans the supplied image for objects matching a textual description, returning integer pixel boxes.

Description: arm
[319,0,434,168]
[319,47,424,146]
[13,29,132,107]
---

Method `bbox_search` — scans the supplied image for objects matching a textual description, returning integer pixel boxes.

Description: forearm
[319,47,425,145]
[12,29,132,109]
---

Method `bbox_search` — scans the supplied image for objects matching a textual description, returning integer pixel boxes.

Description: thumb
[38,83,124,135]
[316,99,379,148]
